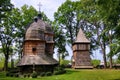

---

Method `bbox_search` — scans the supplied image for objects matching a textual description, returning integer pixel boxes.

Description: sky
[11,0,66,20]
[10,0,103,61]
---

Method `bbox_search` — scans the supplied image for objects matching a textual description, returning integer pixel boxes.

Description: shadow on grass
[113,79,120,80]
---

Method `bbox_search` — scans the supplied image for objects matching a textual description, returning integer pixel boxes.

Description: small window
[32,47,36,52]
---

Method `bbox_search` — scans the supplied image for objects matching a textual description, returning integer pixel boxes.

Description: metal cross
[37,2,42,13]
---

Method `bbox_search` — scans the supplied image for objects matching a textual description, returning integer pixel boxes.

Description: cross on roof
[37,2,42,13]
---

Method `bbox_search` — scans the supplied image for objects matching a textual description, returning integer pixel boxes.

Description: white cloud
[11,0,66,20]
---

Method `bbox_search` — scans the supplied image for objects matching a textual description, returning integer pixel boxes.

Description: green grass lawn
[0,69,120,80]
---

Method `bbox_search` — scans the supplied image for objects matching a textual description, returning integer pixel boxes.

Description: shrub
[6,71,20,77]
[54,71,59,75]
[23,74,31,78]
[45,72,52,76]
[54,70,66,75]
[6,72,10,77]
[55,65,65,71]
[60,60,70,67]
[31,71,37,78]
[8,68,19,73]
[91,59,100,68]
[6,68,20,77]
[40,72,45,77]
[60,70,66,74]
[24,74,27,78]
[27,73,31,77]
[15,73,19,77]
[54,65,66,75]
[10,73,14,77]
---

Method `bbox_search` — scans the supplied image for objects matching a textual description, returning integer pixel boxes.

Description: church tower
[17,14,58,73]
[72,28,93,69]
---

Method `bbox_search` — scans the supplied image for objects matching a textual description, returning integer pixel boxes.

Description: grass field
[0,69,120,80]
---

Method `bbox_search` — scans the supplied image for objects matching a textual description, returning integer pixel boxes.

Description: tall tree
[0,0,13,71]
[97,0,120,68]
[0,0,13,22]
[52,21,68,64]
[54,0,79,44]
[0,12,16,71]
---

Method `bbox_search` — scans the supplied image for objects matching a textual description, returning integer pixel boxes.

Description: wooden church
[17,14,58,73]
[72,28,93,69]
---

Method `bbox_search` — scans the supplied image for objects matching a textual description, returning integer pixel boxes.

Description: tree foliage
[52,21,68,63]
[0,0,13,22]
[54,0,79,44]
[96,0,120,68]
[0,0,13,71]
[91,59,100,68]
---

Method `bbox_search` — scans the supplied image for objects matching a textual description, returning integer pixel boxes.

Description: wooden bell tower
[72,28,93,69]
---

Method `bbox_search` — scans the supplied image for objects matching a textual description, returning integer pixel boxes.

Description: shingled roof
[25,15,53,41]
[75,28,90,43]
[17,55,58,66]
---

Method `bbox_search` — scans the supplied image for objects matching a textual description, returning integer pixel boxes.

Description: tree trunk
[99,34,107,68]
[102,43,107,69]
[69,26,73,44]
[58,50,60,65]
[96,24,107,69]
[11,57,14,68]
[109,32,113,69]
[109,56,113,68]
[4,47,10,71]
[4,54,9,71]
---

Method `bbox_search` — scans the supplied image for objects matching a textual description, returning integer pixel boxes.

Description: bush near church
[91,59,100,68]
[54,65,66,75]
[31,71,37,78]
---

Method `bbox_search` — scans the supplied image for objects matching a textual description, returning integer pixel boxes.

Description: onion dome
[25,14,53,40]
